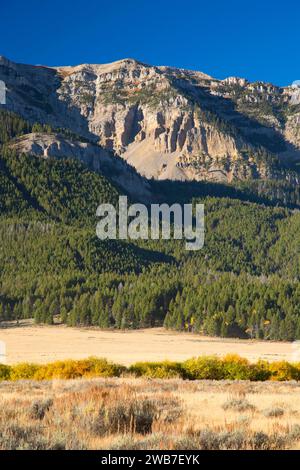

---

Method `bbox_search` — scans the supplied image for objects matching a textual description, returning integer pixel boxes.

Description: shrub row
[128,354,300,381]
[0,358,126,381]
[1,354,300,382]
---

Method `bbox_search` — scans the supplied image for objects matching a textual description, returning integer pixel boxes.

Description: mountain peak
[113,58,147,66]
[1,55,300,185]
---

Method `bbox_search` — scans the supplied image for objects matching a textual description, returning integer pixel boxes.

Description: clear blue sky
[1,0,300,86]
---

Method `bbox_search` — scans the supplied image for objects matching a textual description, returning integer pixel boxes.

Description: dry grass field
[0,322,295,365]
[1,377,300,450]
[2,323,300,450]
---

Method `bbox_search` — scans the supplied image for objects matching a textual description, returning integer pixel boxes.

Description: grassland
[2,324,300,450]
[0,321,300,450]
[1,377,300,450]
[0,323,295,365]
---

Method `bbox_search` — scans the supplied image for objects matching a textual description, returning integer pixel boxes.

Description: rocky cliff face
[10,132,151,201]
[1,56,300,183]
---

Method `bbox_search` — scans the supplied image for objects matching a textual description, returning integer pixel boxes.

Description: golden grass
[0,323,294,365]
[1,377,300,450]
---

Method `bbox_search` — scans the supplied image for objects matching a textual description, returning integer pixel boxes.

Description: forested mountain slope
[0,68,300,340]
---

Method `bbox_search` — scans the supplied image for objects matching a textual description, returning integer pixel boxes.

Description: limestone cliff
[1,56,300,183]
[10,132,151,201]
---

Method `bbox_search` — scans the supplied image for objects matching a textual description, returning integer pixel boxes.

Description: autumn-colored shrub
[247,361,272,381]
[183,355,274,381]
[2,355,300,382]
[10,363,40,381]
[90,357,126,378]
[33,357,125,380]
[268,361,300,381]
[183,356,225,380]
[129,361,183,379]
[221,354,251,380]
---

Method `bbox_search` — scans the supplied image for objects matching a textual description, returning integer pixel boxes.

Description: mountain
[2,56,300,339]
[9,132,151,201]
[1,56,300,185]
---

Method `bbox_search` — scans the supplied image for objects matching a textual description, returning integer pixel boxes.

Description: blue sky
[1,0,300,86]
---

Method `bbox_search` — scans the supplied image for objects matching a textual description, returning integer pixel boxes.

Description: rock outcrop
[10,132,152,201]
[1,56,300,183]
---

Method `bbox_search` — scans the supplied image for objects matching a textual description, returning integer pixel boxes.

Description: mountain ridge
[2,61,300,339]
[1,55,300,185]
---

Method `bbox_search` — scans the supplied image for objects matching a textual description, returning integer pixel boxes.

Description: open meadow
[1,323,300,450]
[1,377,300,450]
[0,323,295,365]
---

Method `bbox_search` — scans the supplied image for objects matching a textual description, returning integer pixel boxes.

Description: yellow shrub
[90,357,126,377]
[268,361,300,381]
[129,360,183,379]
[183,356,225,380]
[10,363,39,380]
[33,360,89,380]
[4,356,300,382]
[221,354,252,380]
[222,354,249,365]
[33,357,125,380]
